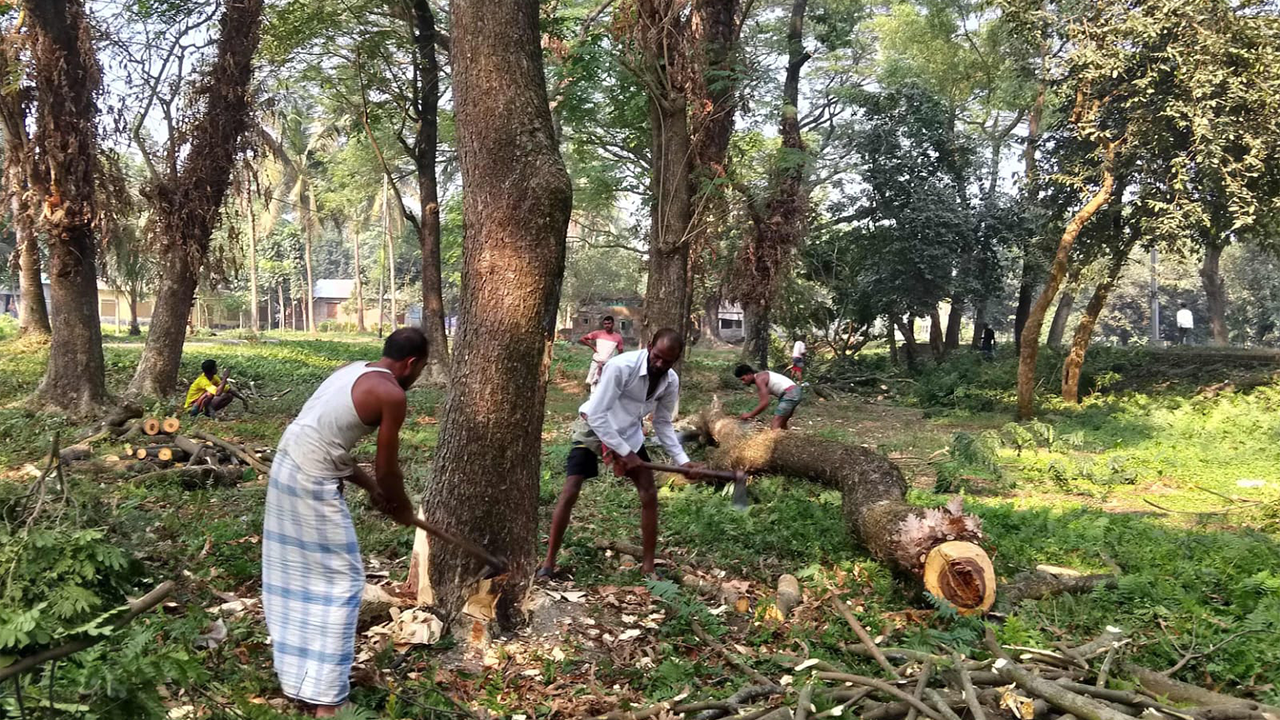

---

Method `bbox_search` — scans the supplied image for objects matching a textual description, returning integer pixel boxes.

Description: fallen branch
[1164,630,1266,676]
[813,672,947,720]
[1123,664,1280,715]
[691,618,779,690]
[795,683,815,720]
[923,689,965,720]
[951,653,987,720]
[983,629,1131,720]
[691,685,785,720]
[905,661,933,720]
[830,595,898,677]
[192,430,271,474]
[0,581,175,681]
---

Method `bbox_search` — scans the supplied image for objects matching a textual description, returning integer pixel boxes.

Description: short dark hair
[1180,301,1187,308]
[602,315,615,324]
[734,364,755,378]
[201,359,217,378]
[651,327,684,352]
[383,327,429,361]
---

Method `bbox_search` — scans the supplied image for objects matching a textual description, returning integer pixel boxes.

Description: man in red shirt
[581,316,625,391]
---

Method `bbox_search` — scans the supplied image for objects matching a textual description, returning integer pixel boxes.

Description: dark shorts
[566,445,651,479]
[776,385,803,416]
[791,356,805,368]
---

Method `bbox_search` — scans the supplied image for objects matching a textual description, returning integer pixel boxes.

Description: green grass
[2,335,1279,716]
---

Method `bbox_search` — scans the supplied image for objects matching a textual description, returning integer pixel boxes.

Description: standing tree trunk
[944,302,962,350]
[643,94,694,344]
[729,0,810,363]
[1046,264,1083,350]
[0,46,52,337]
[414,0,571,633]
[25,0,107,415]
[1014,78,1046,352]
[127,280,141,335]
[127,0,265,396]
[303,196,316,334]
[701,291,723,344]
[1016,143,1116,420]
[1013,275,1035,350]
[277,284,285,331]
[1200,242,1228,346]
[1061,243,1130,403]
[970,302,986,350]
[928,308,945,361]
[352,225,366,333]
[742,302,769,368]
[894,316,919,370]
[245,176,260,332]
[887,317,899,365]
[411,0,451,381]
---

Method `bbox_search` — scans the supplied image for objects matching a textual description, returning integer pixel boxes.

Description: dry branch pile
[693,413,995,614]
[595,614,1279,720]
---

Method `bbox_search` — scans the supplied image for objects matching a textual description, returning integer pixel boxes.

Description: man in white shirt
[789,337,807,382]
[539,328,702,578]
[1176,302,1194,345]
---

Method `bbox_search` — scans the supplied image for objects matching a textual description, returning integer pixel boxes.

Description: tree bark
[352,225,366,333]
[1014,78,1046,352]
[127,281,141,335]
[0,48,52,337]
[1061,244,1129,404]
[127,0,265,396]
[887,317,899,365]
[411,0,451,381]
[1014,274,1035,351]
[25,0,108,415]
[741,300,769,368]
[415,0,571,633]
[694,414,995,614]
[1200,242,1228,346]
[1016,144,1116,420]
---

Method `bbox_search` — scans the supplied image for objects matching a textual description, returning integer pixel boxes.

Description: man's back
[280,362,393,478]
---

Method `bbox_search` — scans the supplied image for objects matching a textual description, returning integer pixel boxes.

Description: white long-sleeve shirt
[579,349,689,466]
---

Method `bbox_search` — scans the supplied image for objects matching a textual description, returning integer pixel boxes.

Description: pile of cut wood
[113,416,273,488]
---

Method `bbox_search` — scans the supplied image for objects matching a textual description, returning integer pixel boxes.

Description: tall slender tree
[24,0,107,415]
[128,0,265,396]
[415,0,572,630]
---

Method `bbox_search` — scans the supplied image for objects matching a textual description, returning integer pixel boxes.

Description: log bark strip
[984,630,1131,720]
[695,414,995,613]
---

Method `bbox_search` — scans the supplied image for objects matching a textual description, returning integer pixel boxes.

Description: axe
[638,461,751,510]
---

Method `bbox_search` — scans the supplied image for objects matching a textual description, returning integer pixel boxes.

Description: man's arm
[579,331,597,350]
[652,374,691,466]
[371,389,415,526]
[740,376,772,420]
[213,370,231,396]
[582,360,633,456]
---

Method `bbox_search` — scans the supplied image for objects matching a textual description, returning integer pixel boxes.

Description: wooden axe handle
[408,516,508,576]
[639,461,746,483]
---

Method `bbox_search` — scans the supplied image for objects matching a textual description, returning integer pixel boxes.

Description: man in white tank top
[734,363,804,430]
[262,328,428,717]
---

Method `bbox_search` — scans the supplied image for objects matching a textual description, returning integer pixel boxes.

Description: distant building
[717,303,745,343]
[312,279,401,329]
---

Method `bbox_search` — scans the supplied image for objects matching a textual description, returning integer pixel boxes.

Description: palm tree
[258,101,336,335]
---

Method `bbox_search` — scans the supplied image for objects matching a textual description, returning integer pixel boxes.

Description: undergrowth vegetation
[0,336,1278,716]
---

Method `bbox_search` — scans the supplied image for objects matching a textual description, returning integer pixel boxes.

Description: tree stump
[695,413,996,614]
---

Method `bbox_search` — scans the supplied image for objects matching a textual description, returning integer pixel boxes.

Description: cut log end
[923,541,996,615]
[135,448,148,460]
[161,417,180,434]
[142,418,161,436]
[157,448,173,462]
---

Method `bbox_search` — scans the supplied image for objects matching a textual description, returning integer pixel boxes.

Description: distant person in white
[1176,302,1194,345]
[789,337,807,382]
[580,315,625,393]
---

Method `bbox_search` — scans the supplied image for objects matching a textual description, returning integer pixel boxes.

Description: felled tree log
[695,413,995,614]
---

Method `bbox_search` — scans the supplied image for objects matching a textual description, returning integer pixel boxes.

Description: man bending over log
[261,328,426,717]
[735,364,803,429]
[185,359,249,417]
[539,328,703,579]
